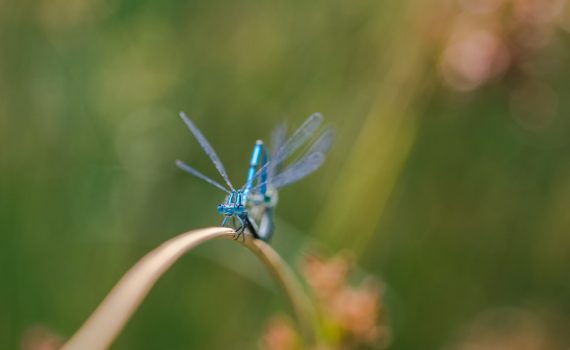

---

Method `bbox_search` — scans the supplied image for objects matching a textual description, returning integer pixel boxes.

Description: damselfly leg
[233,215,248,242]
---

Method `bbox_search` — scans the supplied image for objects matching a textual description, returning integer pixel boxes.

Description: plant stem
[244,238,317,343]
[61,227,315,350]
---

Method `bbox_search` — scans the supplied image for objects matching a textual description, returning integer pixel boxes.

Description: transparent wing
[176,160,231,194]
[252,113,324,183]
[255,127,334,190]
[179,112,235,191]
[272,112,323,169]
[267,123,287,181]
[253,152,325,191]
[306,127,335,156]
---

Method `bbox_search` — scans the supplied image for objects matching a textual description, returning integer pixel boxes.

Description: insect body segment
[243,140,268,198]
[217,190,249,233]
[176,111,333,242]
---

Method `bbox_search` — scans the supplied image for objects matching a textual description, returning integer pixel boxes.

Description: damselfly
[176,112,333,241]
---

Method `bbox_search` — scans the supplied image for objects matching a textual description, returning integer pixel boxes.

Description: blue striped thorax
[217,190,246,216]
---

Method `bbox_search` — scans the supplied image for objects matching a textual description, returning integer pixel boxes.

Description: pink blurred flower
[441,24,510,91]
[436,0,566,91]
[260,317,300,350]
[21,325,62,350]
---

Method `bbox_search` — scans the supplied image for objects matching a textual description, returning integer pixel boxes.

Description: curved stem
[244,238,316,343]
[61,227,315,350]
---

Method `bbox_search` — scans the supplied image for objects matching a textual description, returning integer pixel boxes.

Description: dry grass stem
[61,227,315,350]
[244,237,317,342]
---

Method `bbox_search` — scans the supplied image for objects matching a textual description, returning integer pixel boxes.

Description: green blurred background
[2,0,570,348]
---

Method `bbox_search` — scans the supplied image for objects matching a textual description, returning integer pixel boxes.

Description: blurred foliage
[2,0,570,349]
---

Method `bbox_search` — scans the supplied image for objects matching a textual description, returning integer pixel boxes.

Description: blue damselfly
[176,112,333,241]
